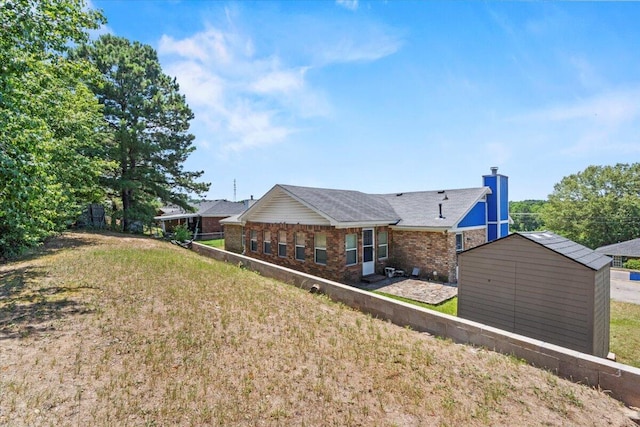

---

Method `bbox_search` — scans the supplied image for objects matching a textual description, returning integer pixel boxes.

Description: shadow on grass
[0,266,95,340]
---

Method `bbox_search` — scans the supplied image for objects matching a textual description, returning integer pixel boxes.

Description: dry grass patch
[0,231,634,426]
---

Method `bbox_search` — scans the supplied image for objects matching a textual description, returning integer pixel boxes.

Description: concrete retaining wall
[192,242,640,408]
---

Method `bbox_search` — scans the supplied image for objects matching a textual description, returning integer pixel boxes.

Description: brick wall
[223,224,244,253]
[201,217,223,234]
[390,228,486,282]
[243,222,391,284]
[243,222,486,284]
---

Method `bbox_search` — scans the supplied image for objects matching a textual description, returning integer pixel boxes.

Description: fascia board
[390,225,450,233]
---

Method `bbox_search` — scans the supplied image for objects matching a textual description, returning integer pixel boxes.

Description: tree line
[1,0,209,258]
[510,163,640,249]
[1,1,638,258]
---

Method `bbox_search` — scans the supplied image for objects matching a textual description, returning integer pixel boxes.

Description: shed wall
[458,235,609,357]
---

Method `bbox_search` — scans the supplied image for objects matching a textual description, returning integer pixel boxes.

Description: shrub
[623,259,640,270]
[173,224,192,242]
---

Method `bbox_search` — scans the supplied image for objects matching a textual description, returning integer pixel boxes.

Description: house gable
[456,200,486,229]
[241,186,332,226]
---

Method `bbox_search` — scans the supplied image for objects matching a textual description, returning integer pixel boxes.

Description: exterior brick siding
[241,222,486,284]
[224,224,244,253]
[389,228,486,283]
[243,222,392,284]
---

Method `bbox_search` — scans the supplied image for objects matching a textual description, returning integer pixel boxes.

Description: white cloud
[336,0,359,11]
[508,86,640,158]
[156,8,401,153]
[518,88,640,126]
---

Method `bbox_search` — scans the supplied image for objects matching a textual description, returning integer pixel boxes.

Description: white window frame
[345,233,357,266]
[250,230,258,252]
[612,256,624,268]
[455,233,464,252]
[263,230,271,254]
[377,230,388,260]
[315,233,327,265]
[278,230,287,257]
[295,232,305,261]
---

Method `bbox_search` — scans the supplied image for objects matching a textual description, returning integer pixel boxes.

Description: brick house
[223,168,509,284]
[155,199,252,239]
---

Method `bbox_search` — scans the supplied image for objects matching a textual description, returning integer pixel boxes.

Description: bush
[623,259,640,270]
[173,224,192,242]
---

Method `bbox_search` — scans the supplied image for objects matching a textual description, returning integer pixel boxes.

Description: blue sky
[90,1,640,202]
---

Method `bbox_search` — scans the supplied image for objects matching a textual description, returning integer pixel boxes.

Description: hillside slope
[0,232,634,426]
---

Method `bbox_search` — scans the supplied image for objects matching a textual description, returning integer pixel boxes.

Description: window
[612,256,624,268]
[295,232,305,261]
[315,233,327,265]
[377,231,388,259]
[455,233,463,252]
[346,233,357,266]
[263,231,271,254]
[278,230,287,257]
[250,230,258,252]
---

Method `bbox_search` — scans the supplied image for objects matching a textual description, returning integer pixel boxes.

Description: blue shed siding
[458,201,486,228]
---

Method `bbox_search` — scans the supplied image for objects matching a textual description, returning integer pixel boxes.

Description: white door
[362,229,375,276]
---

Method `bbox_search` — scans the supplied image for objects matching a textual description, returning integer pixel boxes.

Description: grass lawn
[376,294,639,369]
[199,238,224,248]
[610,301,640,367]
[0,232,634,426]
[374,292,458,316]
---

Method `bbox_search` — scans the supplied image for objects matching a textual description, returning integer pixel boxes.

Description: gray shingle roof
[595,238,640,257]
[156,200,247,220]
[380,187,490,228]
[279,185,400,223]
[518,231,612,271]
[200,200,247,216]
[277,184,489,228]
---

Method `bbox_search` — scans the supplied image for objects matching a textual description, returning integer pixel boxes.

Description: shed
[458,231,612,357]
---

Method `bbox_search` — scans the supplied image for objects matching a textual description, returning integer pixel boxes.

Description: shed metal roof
[595,238,640,257]
[518,231,612,271]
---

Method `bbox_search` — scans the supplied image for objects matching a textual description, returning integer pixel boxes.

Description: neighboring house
[458,231,611,358]
[155,199,253,239]
[224,168,509,284]
[595,238,640,268]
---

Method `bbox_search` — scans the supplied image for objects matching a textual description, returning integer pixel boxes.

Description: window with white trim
[263,231,271,254]
[295,232,305,261]
[278,230,287,257]
[315,233,327,265]
[455,233,463,252]
[377,231,388,259]
[346,233,357,266]
[612,256,624,268]
[250,230,258,252]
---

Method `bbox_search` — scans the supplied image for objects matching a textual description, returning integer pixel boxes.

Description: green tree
[540,163,640,248]
[509,200,546,232]
[1,0,106,258]
[73,35,210,231]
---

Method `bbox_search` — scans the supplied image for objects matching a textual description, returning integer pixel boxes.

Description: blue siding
[487,224,498,242]
[458,201,486,228]
[500,175,509,220]
[500,222,509,237]
[484,175,498,222]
